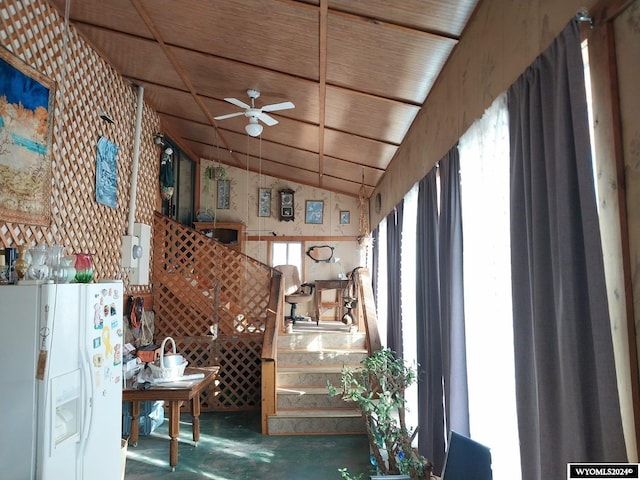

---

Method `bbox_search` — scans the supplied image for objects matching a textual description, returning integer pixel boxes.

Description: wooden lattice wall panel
[0,0,160,296]
[171,334,262,411]
[173,335,218,409]
[212,335,263,410]
[153,213,274,410]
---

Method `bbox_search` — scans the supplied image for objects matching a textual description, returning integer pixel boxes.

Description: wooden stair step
[276,386,350,409]
[267,408,366,435]
[275,408,362,417]
[270,327,370,436]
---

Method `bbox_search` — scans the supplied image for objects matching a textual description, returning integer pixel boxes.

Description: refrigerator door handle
[78,338,94,475]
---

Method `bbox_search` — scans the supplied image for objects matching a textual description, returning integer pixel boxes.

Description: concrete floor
[124,410,373,479]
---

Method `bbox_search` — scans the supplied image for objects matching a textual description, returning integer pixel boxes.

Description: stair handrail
[260,269,284,433]
[354,268,382,353]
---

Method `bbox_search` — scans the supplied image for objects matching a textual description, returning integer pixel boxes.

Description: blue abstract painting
[0,48,55,225]
[96,136,119,208]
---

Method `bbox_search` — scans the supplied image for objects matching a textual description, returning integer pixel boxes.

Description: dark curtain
[416,149,468,475]
[438,148,469,438]
[508,20,626,480]
[386,201,404,356]
[416,168,444,472]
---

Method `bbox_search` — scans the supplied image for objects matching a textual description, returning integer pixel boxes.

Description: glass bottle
[60,255,76,283]
[0,248,8,285]
[47,244,64,281]
[27,245,49,281]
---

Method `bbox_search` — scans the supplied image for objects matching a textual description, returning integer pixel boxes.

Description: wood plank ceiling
[50,0,480,198]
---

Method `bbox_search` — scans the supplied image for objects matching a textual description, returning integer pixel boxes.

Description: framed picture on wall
[258,188,271,217]
[0,47,56,226]
[340,211,350,225]
[305,200,324,224]
[95,136,119,208]
[217,179,230,209]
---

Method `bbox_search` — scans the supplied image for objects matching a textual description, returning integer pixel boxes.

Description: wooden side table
[123,366,219,471]
[314,279,349,322]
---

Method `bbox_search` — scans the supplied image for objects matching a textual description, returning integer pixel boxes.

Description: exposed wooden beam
[130,0,240,167]
[318,0,328,188]
[589,0,637,25]
[587,8,640,459]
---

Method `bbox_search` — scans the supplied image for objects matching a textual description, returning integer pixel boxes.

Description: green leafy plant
[328,348,433,480]
[338,468,364,480]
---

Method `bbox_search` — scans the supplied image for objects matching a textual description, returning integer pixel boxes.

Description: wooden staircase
[267,320,369,435]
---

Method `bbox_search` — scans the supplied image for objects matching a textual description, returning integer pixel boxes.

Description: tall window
[271,241,302,273]
[375,219,388,346]
[401,184,419,435]
[458,93,520,480]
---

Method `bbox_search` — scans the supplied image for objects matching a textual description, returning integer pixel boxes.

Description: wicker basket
[147,337,188,380]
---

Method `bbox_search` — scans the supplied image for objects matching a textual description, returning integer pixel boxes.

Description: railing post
[355,268,382,353]
[260,272,283,434]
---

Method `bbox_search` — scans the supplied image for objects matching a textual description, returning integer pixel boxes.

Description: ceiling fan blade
[224,97,251,110]
[258,112,278,126]
[214,111,245,121]
[262,101,295,113]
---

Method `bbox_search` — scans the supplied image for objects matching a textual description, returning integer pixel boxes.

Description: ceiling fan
[214,89,295,137]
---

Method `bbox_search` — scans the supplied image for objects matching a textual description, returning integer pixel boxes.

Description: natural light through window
[458,92,520,480]
[401,184,419,436]
[375,219,388,347]
[271,242,302,273]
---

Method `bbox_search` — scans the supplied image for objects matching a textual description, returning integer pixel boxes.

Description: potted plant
[328,348,433,480]
[203,164,226,181]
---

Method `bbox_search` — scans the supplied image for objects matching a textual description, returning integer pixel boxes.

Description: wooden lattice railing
[152,213,275,411]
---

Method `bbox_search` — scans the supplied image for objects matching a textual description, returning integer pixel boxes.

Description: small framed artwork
[217,179,230,209]
[95,136,119,208]
[258,188,271,217]
[340,211,350,225]
[305,200,324,224]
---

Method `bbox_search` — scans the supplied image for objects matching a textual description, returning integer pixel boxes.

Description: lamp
[245,118,263,137]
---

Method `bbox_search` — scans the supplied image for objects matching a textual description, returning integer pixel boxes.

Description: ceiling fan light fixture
[245,121,263,137]
[215,89,293,136]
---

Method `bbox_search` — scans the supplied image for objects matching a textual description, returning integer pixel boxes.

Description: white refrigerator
[0,281,124,480]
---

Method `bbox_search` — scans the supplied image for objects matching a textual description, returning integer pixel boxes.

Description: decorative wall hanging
[305,200,324,224]
[0,47,56,226]
[279,189,294,221]
[306,245,335,263]
[358,168,373,247]
[340,211,350,225]
[95,136,119,208]
[258,188,271,217]
[217,179,230,209]
[159,147,175,200]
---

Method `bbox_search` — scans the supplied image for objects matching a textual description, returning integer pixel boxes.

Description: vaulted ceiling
[50,0,480,198]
